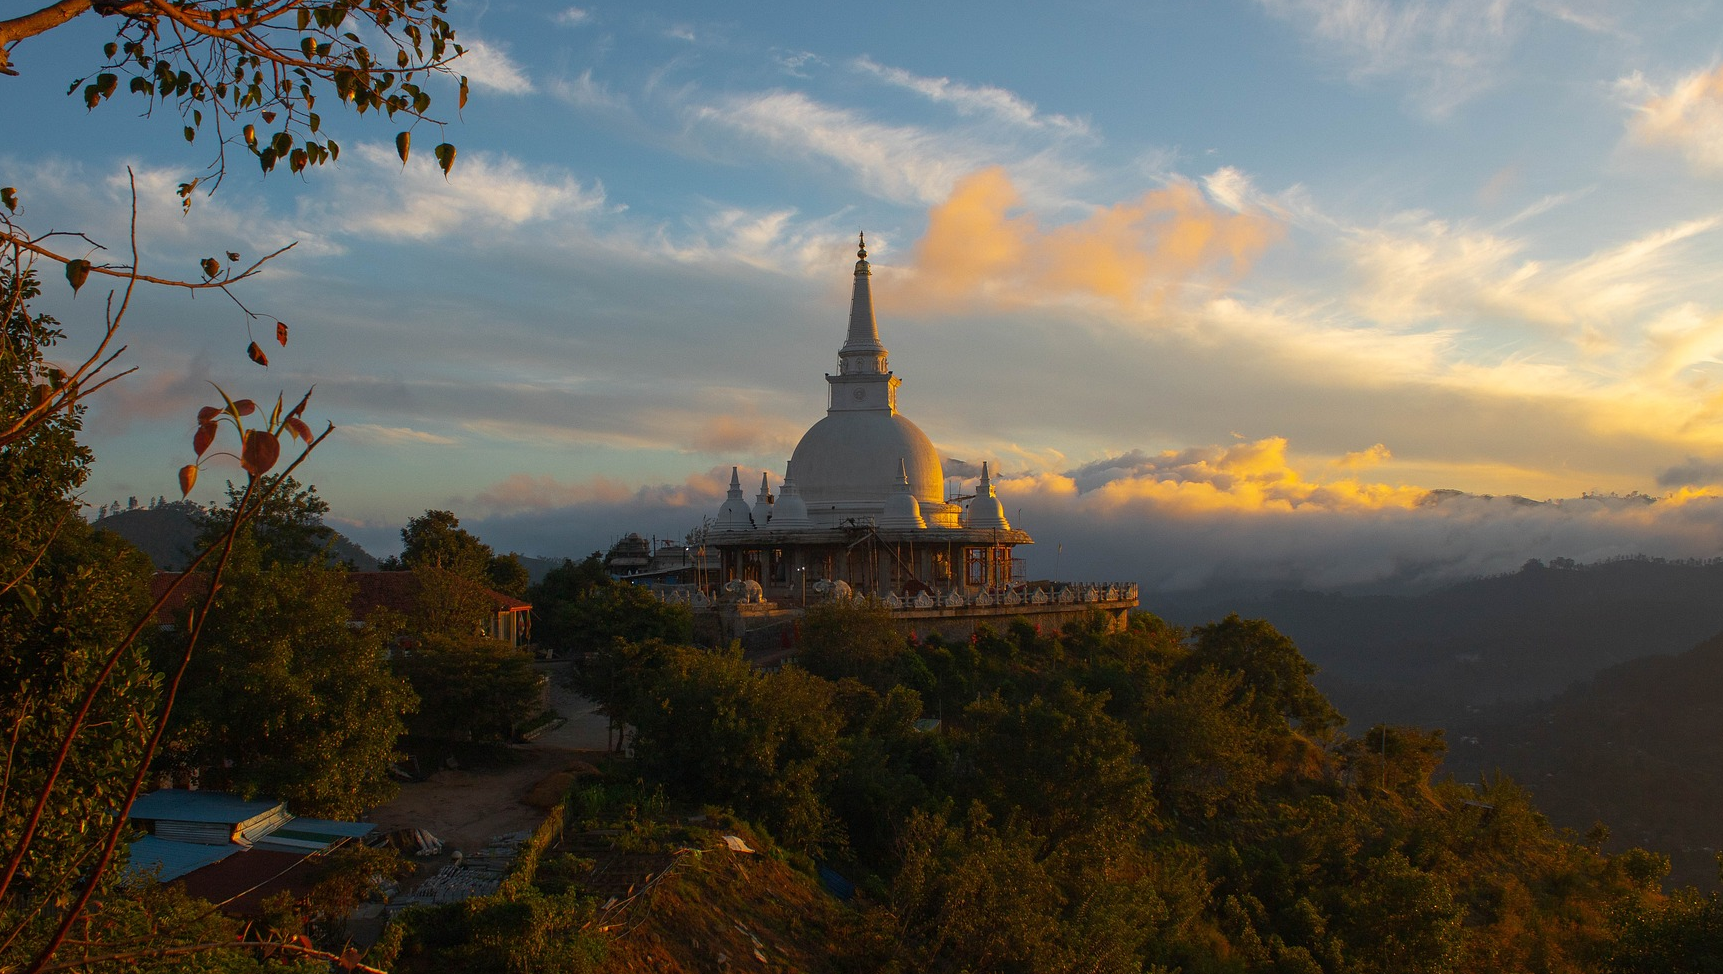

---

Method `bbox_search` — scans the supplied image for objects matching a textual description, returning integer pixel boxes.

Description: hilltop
[93,501,379,571]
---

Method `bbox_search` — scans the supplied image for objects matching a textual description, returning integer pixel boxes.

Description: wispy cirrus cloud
[340,424,462,446]
[314,145,608,240]
[550,68,629,112]
[1257,0,1523,116]
[1620,63,1723,175]
[691,90,993,204]
[852,56,1089,135]
[1340,212,1723,332]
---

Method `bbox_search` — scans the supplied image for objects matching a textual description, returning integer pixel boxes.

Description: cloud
[340,424,461,447]
[553,7,592,27]
[987,437,1723,592]
[1620,64,1723,175]
[1060,438,1428,513]
[852,57,1089,135]
[458,39,535,95]
[435,437,1723,595]
[1335,443,1393,469]
[315,145,608,240]
[551,69,628,112]
[1656,456,1723,488]
[1257,0,1522,116]
[692,90,993,204]
[775,50,823,77]
[1341,210,1722,334]
[892,166,1281,312]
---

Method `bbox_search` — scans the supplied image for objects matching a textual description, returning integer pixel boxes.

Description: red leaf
[285,416,312,443]
[287,387,313,419]
[276,321,288,346]
[232,399,257,417]
[178,464,198,497]
[193,421,216,456]
[65,259,90,294]
[197,405,220,423]
[241,430,280,476]
[247,341,269,367]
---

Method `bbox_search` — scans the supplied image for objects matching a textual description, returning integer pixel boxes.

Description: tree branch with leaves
[1,0,464,188]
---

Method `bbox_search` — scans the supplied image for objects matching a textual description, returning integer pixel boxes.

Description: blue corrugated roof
[268,818,376,840]
[128,789,284,824]
[125,835,241,883]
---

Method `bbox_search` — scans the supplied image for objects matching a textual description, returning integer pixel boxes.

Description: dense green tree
[400,509,494,579]
[197,475,335,568]
[963,684,1153,860]
[160,559,416,818]
[1604,886,1723,974]
[629,646,842,848]
[568,636,678,750]
[394,632,545,742]
[797,597,911,690]
[486,550,531,598]
[406,562,501,639]
[539,573,692,657]
[0,521,156,897]
[1187,614,1342,734]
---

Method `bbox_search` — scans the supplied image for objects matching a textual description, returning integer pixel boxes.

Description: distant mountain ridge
[93,502,380,571]
[1154,556,1723,728]
[1447,629,1723,886]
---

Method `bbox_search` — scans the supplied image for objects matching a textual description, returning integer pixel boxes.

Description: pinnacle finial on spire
[858,231,867,261]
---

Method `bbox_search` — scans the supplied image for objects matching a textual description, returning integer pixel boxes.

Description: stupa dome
[790,412,944,512]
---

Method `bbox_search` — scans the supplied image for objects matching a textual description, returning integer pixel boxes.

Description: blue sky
[10,0,1723,591]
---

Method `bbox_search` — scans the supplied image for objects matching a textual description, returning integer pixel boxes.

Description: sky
[10,0,1723,594]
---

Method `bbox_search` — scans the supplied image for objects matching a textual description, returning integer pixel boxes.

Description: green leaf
[395,130,410,164]
[434,143,456,177]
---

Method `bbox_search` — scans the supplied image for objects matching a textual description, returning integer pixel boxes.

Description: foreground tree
[159,557,415,818]
[394,633,544,743]
[393,508,530,597]
[2,3,472,968]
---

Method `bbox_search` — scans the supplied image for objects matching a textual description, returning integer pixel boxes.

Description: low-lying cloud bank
[396,437,1723,598]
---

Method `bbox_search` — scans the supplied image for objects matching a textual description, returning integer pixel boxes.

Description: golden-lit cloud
[1052,437,1428,516]
[1335,443,1393,469]
[894,167,1281,313]
[1621,64,1723,174]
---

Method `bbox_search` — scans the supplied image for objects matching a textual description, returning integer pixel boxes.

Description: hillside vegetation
[380,603,1723,973]
[1448,630,1723,887]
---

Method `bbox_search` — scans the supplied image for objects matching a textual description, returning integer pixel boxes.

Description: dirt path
[366,666,616,855]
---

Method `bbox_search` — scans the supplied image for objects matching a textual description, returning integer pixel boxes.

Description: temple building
[675,235,1136,642]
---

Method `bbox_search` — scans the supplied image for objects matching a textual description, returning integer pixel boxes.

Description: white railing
[651,582,1138,612]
